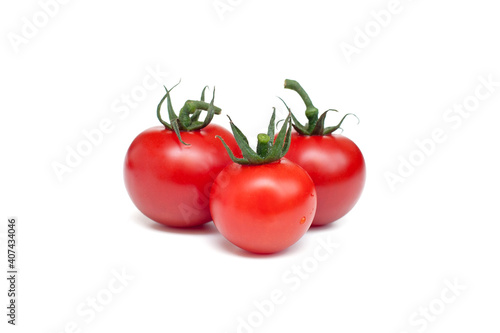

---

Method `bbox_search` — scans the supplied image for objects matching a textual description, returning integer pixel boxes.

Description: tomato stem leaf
[216,135,251,165]
[219,111,292,165]
[191,86,210,122]
[156,82,223,145]
[283,79,359,136]
[323,113,360,135]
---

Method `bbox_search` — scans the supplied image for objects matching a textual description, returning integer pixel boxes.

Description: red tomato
[124,124,238,227]
[210,158,316,254]
[285,132,365,226]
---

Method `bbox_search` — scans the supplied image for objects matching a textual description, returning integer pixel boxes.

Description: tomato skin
[210,158,317,254]
[124,124,238,227]
[285,133,366,226]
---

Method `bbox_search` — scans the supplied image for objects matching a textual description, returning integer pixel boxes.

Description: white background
[1,0,500,332]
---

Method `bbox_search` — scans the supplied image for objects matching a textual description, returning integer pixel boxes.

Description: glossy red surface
[210,158,317,254]
[285,133,365,225]
[124,124,238,227]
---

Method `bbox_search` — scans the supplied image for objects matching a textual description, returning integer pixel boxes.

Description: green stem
[284,79,318,130]
[185,101,221,114]
[256,133,271,157]
[178,100,221,129]
[157,87,173,130]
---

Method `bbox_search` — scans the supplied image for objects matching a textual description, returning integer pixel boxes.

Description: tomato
[281,79,366,225]
[124,84,238,227]
[285,132,365,225]
[210,110,316,254]
[124,124,237,227]
[210,158,316,253]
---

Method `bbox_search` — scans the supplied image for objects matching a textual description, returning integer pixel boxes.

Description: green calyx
[157,81,222,145]
[283,79,359,136]
[216,109,292,165]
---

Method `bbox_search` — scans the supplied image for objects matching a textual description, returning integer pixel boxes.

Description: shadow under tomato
[132,212,219,235]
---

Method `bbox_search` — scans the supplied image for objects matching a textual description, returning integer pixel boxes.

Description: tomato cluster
[124,80,365,254]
